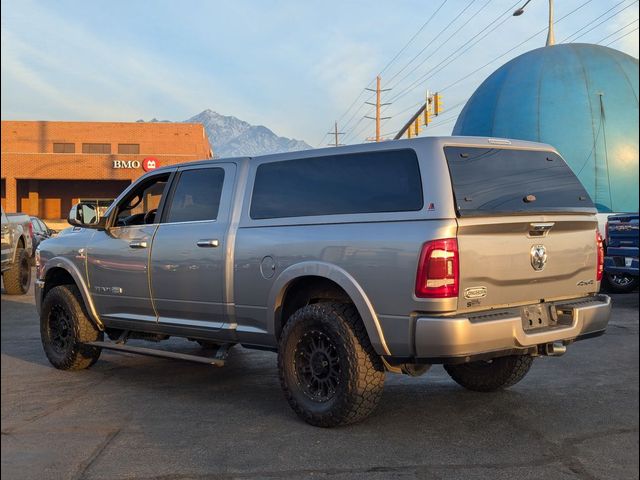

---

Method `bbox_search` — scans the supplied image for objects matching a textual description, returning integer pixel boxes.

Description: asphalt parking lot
[1,280,638,480]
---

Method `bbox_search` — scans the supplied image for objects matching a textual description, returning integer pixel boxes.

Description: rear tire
[603,273,638,293]
[40,285,103,370]
[444,355,534,392]
[278,302,385,427]
[2,248,31,295]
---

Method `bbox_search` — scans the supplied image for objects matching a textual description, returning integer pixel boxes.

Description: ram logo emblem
[530,245,548,271]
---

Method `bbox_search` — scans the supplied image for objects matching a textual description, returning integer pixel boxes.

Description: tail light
[415,238,459,298]
[596,230,604,282]
[28,221,33,239]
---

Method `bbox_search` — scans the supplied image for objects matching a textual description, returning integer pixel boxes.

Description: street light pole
[546,0,555,46]
[513,0,555,47]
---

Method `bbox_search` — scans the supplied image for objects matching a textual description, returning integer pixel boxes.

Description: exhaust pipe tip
[544,342,567,357]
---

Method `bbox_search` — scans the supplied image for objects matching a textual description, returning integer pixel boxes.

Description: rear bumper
[605,254,639,276]
[413,295,611,362]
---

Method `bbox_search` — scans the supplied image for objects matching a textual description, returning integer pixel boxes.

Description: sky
[1,0,638,147]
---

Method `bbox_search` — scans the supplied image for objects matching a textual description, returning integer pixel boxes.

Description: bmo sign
[112,157,160,172]
[142,157,159,171]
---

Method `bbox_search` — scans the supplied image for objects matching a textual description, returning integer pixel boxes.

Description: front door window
[113,175,169,227]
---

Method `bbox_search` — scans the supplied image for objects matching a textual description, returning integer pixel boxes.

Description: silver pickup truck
[2,207,34,295]
[35,137,611,426]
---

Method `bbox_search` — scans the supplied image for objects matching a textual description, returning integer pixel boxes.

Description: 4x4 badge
[530,245,547,271]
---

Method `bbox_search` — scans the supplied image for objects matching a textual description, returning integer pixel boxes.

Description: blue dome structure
[453,44,639,213]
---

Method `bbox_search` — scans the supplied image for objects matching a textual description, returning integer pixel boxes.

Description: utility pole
[327,121,345,147]
[365,76,391,142]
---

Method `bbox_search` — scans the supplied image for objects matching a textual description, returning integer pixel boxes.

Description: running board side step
[85,341,226,366]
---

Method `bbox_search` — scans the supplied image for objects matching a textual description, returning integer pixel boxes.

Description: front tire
[278,303,385,427]
[40,285,103,370]
[2,248,31,295]
[444,355,534,392]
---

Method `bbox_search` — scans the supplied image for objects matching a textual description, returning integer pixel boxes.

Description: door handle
[196,239,219,248]
[129,240,148,249]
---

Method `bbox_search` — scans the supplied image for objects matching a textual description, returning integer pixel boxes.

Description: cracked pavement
[1,283,638,480]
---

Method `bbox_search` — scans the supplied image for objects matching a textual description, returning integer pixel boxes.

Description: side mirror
[68,203,103,229]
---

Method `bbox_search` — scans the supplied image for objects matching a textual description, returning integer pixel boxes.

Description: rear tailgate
[456,215,598,313]
[444,145,599,314]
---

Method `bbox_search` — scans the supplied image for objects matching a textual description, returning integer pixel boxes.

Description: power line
[604,25,639,46]
[340,2,456,142]
[379,0,449,78]
[427,116,459,129]
[560,0,628,43]
[386,4,518,105]
[342,3,482,143]
[438,0,595,94]
[377,0,595,141]
[385,0,479,87]
[354,0,520,142]
[595,18,639,44]
[566,0,638,43]
[375,0,522,135]
[387,0,496,92]
[422,7,637,137]
[351,0,605,144]
[318,0,448,145]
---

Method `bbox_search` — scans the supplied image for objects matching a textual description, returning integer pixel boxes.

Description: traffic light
[424,107,431,126]
[433,93,442,116]
[414,118,421,136]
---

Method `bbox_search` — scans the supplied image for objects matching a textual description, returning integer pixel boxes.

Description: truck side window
[165,168,225,223]
[250,149,423,219]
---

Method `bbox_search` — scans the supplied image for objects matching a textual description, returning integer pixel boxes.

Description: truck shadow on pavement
[2,293,638,479]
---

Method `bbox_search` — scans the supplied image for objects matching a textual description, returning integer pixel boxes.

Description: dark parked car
[30,217,56,250]
[604,213,639,293]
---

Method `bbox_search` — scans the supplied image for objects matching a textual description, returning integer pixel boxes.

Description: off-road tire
[603,273,638,293]
[444,355,534,392]
[40,285,103,370]
[2,248,31,295]
[278,302,385,427]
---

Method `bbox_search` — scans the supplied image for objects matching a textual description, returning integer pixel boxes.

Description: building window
[82,143,111,154]
[118,144,140,154]
[53,143,75,153]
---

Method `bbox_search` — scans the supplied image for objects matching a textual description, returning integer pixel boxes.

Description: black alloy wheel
[47,303,74,355]
[40,285,102,370]
[294,330,341,402]
[19,253,30,292]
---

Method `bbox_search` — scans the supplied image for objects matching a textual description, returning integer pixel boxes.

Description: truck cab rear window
[250,149,423,219]
[444,147,594,216]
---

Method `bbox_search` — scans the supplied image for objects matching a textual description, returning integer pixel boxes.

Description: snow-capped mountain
[184,109,311,157]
